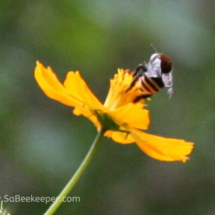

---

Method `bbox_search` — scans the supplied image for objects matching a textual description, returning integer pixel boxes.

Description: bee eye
[159,55,173,74]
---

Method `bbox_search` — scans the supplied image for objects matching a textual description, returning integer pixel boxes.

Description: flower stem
[44,128,105,215]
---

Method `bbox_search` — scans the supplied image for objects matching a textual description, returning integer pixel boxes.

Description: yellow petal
[64,72,105,110]
[105,129,135,144]
[128,127,194,162]
[34,61,82,107]
[110,103,150,130]
[104,69,145,109]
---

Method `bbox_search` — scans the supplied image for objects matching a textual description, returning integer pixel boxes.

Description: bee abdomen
[138,75,164,96]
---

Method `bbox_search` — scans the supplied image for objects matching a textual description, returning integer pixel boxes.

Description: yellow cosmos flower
[34,61,193,162]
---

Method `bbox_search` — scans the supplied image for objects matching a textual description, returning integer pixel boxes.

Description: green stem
[44,128,105,215]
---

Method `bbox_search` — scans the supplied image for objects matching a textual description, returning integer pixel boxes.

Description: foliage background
[0,1,214,214]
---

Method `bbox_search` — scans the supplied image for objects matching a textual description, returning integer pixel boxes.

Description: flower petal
[110,103,150,130]
[105,129,135,144]
[64,72,105,110]
[104,69,145,109]
[128,127,194,162]
[34,61,82,107]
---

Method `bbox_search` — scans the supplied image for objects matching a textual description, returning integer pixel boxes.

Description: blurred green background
[0,1,214,214]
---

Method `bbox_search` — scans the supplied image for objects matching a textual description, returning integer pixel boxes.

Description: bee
[126,51,173,102]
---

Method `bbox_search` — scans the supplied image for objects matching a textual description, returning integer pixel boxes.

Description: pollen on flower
[104,69,146,110]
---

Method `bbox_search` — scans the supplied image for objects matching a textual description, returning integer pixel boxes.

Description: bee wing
[162,72,173,98]
[167,87,173,98]
[146,57,162,77]
[162,71,173,87]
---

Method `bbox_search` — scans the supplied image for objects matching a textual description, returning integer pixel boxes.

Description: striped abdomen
[134,75,164,102]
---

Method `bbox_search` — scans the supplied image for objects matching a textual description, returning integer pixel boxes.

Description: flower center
[104,69,145,110]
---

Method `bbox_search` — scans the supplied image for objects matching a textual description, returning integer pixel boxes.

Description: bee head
[149,53,173,97]
[158,54,173,74]
[149,54,173,74]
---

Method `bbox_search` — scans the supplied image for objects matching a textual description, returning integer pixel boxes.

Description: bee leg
[125,64,147,92]
[133,63,147,76]
[133,94,151,103]
[125,74,140,92]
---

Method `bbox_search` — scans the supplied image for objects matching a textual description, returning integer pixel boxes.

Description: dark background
[0,1,214,214]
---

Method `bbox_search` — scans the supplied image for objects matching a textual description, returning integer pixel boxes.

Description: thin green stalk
[44,128,105,215]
